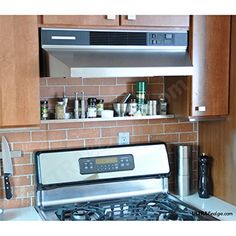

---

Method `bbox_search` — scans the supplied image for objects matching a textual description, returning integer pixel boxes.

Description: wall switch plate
[118,132,130,145]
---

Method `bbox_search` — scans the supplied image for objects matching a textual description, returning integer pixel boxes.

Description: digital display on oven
[95,157,118,164]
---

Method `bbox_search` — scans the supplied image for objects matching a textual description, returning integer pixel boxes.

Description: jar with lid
[96,99,104,117]
[55,101,65,119]
[87,98,97,118]
[40,100,48,120]
[136,81,146,110]
[158,97,168,115]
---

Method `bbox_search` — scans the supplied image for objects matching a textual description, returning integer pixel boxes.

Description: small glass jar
[158,97,168,115]
[40,100,48,120]
[87,97,97,118]
[55,101,65,119]
[96,99,104,117]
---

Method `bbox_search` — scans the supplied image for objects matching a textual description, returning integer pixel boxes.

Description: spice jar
[40,100,48,120]
[55,101,65,119]
[87,98,97,118]
[158,97,168,115]
[96,99,104,117]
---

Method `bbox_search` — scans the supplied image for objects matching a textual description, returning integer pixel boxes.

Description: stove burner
[71,208,104,221]
[54,193,217,221]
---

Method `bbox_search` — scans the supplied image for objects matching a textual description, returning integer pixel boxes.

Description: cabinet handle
[127,15,136,20]
[195,106,206,112]
[106,15,116,20]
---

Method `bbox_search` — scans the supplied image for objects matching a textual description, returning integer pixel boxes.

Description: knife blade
[1,136,13,199]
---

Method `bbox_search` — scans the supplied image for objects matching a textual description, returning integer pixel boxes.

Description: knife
[1,136,13,199]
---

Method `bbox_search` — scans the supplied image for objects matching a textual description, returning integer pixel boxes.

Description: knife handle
[4,174,13,200]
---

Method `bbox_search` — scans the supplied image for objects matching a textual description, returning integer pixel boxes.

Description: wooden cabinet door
[0,16,40,128]
[42,15,119,27]
[190,16,230,117]
[120,15,189,28]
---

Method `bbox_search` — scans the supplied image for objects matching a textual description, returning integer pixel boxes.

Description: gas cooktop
[34,143,217,221]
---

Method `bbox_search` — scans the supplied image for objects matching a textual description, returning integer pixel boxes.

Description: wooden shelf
[40,114,175,124]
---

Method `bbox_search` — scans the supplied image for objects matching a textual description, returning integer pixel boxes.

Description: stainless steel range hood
[40,28,193,78]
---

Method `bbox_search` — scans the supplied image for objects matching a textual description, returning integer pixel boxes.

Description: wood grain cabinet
[42,15,120,27]
[41,15,189,29]
[120,15,189,28]
[190,15,231,118]
[0,16,40,128]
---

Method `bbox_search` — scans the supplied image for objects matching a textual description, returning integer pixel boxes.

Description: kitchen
[0,7,236,233]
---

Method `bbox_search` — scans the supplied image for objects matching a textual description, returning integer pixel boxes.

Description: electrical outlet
[118,132,130,145]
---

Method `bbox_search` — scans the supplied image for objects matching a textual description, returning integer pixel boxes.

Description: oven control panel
[79,154,134,174]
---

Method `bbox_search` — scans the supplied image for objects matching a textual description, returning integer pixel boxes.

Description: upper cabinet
[190,16,231,117]
[40,15,189,29]
[41,15,120,27]
[0,16,40,128]
[120,15,189,28]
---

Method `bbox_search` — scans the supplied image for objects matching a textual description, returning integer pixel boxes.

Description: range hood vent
[40,28,193,78]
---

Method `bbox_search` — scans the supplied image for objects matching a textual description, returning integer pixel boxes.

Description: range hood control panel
[41,28,188,47]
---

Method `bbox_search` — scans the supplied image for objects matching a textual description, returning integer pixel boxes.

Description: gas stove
[34,143,217,221]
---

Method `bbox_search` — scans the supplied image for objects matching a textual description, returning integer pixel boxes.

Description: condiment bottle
[74,92,79,119]
[55,101,65,119]
[158,97,168,115]
[96,99,104,117]
[136,81,146,110]
[40,100,48,120]
[87,97,97,118]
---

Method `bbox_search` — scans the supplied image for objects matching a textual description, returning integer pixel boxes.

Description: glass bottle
[96,99,104,117]
[87,98,97,118]
[40,100,48,120]
[55,101,65,119]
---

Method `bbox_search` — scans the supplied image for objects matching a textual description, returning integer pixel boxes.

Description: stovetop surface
[37,192,218,221]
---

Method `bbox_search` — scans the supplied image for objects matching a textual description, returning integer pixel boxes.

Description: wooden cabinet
[41,15,189,29]
[0,16,40,128]
[190,16,230,117]
[120,15,189,28]
[42,15,119,27]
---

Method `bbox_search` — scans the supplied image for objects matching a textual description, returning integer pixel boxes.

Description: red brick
[85,137,117,147]
[83,78,116,85]
[68,128,100,139]
[31,130,66,141]
[14,186,35,198]
[132,125,163,135]
[164,123,194,133]
[116,77,148,85]
[83,121,117,128]
[101,127,132,137]
[130,135,149,144]
[49,122,84,130]
[147,83,164,94]
[50,140,84,149]
[47,78,82,86]
[148,118,179,124]
[65,86,99,97]
[100,85,133,96]
[40,86,64,98]
[150,134,179,143]
[11,176,31,187]
[13,164,34,176]
[179,133,197,142]
[148,76,164,84]
[116,120,148,126]
[0,198,31,209]
[13,142,49,152]
[0,132,30,142]
[13,155,31,165]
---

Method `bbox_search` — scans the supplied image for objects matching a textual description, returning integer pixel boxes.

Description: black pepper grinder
[198,153,212,198]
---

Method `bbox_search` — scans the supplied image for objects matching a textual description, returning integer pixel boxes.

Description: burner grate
[55,193,202,221]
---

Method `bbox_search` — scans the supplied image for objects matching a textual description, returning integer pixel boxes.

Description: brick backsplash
[0,77,198,209]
